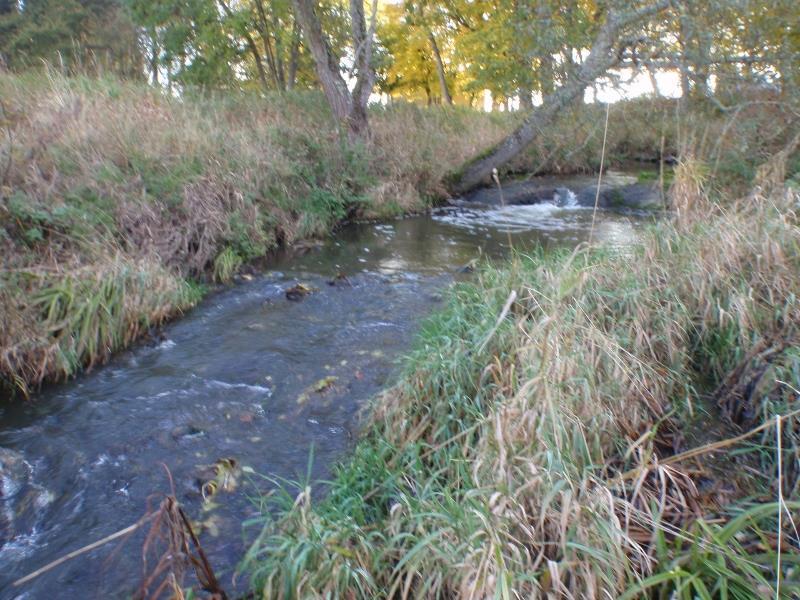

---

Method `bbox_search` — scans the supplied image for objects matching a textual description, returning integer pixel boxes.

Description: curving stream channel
[0,173,649,599]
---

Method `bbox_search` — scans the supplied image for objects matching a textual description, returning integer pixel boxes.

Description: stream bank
[1,174,648,598]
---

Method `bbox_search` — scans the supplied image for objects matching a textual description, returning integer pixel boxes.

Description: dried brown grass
[0,71,511,394]
[244,151,800,597]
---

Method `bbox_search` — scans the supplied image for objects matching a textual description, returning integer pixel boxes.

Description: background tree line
[1,0,796,186]
[1,1,796,102]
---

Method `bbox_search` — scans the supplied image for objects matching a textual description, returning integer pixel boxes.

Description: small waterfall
[554,188,578,208]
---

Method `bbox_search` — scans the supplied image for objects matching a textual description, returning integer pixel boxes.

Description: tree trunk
[678,9,692,101]
[451,0,671,194]
[0,0,16,14]
[519,89,533,110]
[535,0,554,98]
[287,19,301,90]
[428,31,452,105]
[291,0,376,138]
[692,30,711,98]
[254,0,283,89]
[539,55,555,97]
[348,0,378,124]
[149,28,159,85]
[780,57,797,99]
[269,2,286,89]
[217,0,270,94]
[648,65,661,97]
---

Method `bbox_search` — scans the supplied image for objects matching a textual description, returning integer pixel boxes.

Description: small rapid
[0,174,651,599]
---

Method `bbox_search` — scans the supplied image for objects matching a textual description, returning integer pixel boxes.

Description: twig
[659,107,667,208]
[492,168,514,253]
[13,513,156,587]
[589,101,611,243]
[776,414,783,600]
[478,290,517,354]
[177,505,228,599]
[616,406,800,483]
[0,99,12,189]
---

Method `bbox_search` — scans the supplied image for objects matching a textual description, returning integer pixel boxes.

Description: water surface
[0,176,646,598]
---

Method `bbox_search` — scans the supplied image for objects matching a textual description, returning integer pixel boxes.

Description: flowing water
[0,175,649,599]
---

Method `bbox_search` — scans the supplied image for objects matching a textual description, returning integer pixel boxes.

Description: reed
[243,155,800,598]
[1,69,796,396]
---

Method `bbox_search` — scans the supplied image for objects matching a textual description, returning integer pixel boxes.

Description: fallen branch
[13,512,156,588]
[616,406,800,484]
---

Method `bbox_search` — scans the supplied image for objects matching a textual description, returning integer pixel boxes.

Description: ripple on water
[434,202,591,233]
[0,190,648,598]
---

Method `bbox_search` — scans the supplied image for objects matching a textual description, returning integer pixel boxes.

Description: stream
[0,173,648,599]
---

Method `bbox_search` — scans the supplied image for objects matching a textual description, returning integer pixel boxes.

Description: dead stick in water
[177,504,228,599]
[13,512,156,587]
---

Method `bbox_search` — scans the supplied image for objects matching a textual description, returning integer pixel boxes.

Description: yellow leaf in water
[198,515,221,537]
[313,376,339,392]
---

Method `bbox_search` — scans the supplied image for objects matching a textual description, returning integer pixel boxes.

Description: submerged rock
[171,424,207,441]
[461,182,570,206]
[458,173,663,211]
[576,183,663,210]
[0,448,52,550]
[0,448,29,501]
[326,272,352,286]
[193,457,241,502]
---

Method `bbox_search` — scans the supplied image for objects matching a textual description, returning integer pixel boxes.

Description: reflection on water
[0,181,648,599]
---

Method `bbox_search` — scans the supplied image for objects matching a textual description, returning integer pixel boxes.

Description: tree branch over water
[451,0,674,194]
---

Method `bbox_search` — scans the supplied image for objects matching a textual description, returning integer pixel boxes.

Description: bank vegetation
[243,144,800,598]
[3,70,797,395]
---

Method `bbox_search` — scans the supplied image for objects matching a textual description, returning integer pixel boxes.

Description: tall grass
[0,71,511,394]
[1,257,201,396]
[242,157,800,597]
[1,69,796,394]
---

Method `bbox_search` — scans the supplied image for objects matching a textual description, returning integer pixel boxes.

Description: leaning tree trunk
[291,0,376,138]
[450,0,671,194]
[428,31,453,105]
[287,20,301,90]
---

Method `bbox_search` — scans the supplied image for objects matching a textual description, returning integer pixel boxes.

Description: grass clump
[1,257,201,396]
[243,155,800,597]
[1,69,795,395]
[0,70,511,394]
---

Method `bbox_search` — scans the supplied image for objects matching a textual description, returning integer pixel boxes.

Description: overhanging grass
[243,163,800,598]
[0,71,513,394]
[2,70,796,395]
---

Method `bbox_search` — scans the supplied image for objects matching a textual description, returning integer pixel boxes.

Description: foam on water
[434,196,590,234]
[0,177,645,598]
[202,378,273,395]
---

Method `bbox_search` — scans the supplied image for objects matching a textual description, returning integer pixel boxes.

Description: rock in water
[576,182,663,210]
[0,448,29,501]
[285,283,314,301]
[0,448,53,551]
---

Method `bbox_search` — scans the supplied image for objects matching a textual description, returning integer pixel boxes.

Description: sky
[482,68,684,111]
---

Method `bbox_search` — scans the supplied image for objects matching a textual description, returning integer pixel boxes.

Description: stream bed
[0,174,648,599]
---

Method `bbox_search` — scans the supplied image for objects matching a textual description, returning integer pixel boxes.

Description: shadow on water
[0,177,650,598]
